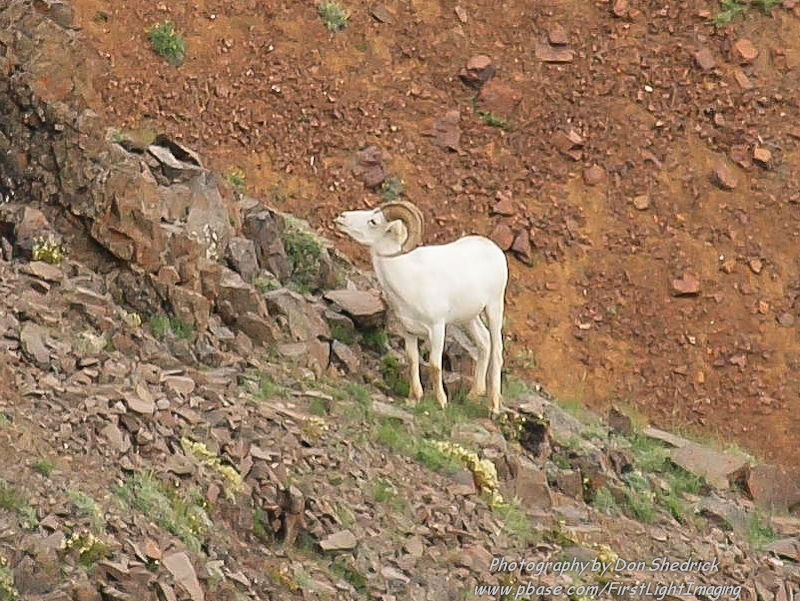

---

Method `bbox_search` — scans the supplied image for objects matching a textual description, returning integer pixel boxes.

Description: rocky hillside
[0,1,800,601]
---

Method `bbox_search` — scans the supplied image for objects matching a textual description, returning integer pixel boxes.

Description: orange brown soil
[69,0,800,470]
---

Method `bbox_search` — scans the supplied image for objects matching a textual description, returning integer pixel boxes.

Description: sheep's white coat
[335,206,508,413]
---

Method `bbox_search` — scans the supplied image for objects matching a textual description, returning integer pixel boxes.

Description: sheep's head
[335,201,424,256]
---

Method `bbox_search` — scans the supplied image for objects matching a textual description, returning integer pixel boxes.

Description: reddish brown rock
[694,47,716,70]
[547,23,569,46]
[713,163,737,190]
[671,273,701,296]
[583,164,606,186]
[535,43,574,63]
[490,222,515,250]
[733,39,759,63]
[477,79,522,119]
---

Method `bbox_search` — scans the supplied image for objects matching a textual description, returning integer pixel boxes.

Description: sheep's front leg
[429,322,447,408]
[403,334,423,403]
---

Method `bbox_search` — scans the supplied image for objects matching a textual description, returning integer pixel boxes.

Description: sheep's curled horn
[381,201,425,254]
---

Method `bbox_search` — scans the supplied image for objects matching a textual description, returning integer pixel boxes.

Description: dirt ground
[68,0,800,469]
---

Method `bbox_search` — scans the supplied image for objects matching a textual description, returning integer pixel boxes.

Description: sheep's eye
[368,218,377,226]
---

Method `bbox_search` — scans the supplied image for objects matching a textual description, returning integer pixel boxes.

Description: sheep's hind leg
[485,300,504,416]
[428,322,448,408]
[403,334,423,403]
[465,315,490,398]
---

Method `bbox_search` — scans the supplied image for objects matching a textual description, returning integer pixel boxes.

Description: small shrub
[591,486,618,515]
[114,471,210,553]
[361,328,388,352]
[477,111,510,130]
[67,489,104,532]
[622,471,656,523]
[714,0,748,24]
[317,0,349,32]
[31,235,66,264]
[0,562,19,600]
[752,0,784,13]
[225,167,246,189]
[746,511,779,549]
[382,177,404,203]
[257,373,285,400]
[32,458,53,477]
[380,355,410,397]
[149,314,192,340]
[281,226,323,292]
[0,480,37,529]
[148,21,185,65]
[330,323,356,345]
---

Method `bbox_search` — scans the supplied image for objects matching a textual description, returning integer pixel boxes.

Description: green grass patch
[114,471,210,552]
[0,562,19,600]
[224,167,246,189]
[32,458,53,477]
[148,20,185,65]
[257,373,286,400]
[317,0,349,32]
[591,486,619,515]
[621,471,656,523]
[369,478,408,512]
[0,480,37,529]
[67,489,104,532]
[382,177,404,203]
[281,225,324,293]
[361,327,388,352]
[380,355,410,397]
[330,323,356,345]
[494,500,536,544]
[745,511,780,550]
[713,0,749,24]
[149,314,192,340]
[477,111,511,130]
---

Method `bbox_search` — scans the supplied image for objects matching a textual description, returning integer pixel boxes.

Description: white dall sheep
[335,201,508,414]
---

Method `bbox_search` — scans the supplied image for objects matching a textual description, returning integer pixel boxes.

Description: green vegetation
[712,0,782,24]
[591,486,619,515]
[149,314,192,340]
[31,235,66,265]
[32,458,53,477]
[382,177,404,203]
[0,562,19,600]
[257,372,286,400]
[224,167,246,189]
[329,323,356,345]
[317,0,349,32]
[477,110,511,130]
[369,478,408,512]
[621,471,656,523]
[0,480,37,529]
[147,21,185,65]
[361,328,388,352]
[114,470,211,552]
[67,488,104,532]
[61,530,108,566]
[380,355,410,397]
[281,224,324,292]
[745,511,780,550]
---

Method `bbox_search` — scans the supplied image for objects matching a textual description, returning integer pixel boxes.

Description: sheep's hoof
[468,387,486,400]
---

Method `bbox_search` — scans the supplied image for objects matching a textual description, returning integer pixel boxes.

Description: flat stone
[20,322,50,367]
[320,529,358,551]
[670,443,749,490]
[753,147,772,168]
[547,23,569,45]
[633,195,650,210]
[22,261,63,282]
[713,163,737,190]
[535,43,574,63]
[489,222,514,251]
[163,552,204,601]
[733,39,759,63]
[671,273,701,296]
[583,164,606,186]
[324,289,386,328]
[695,47,716,70]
